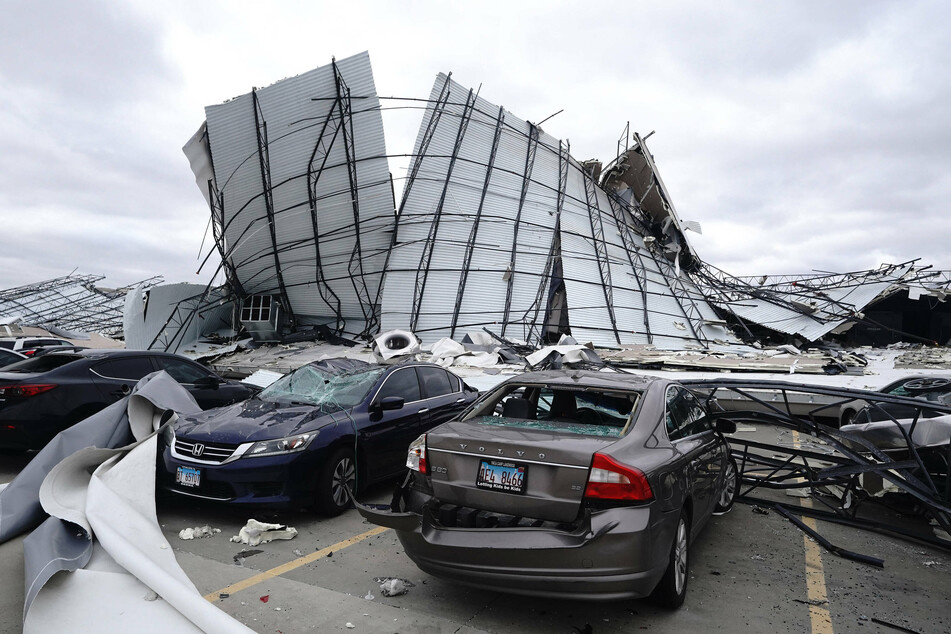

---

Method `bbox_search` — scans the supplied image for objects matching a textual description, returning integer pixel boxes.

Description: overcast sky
[1,0,949,291]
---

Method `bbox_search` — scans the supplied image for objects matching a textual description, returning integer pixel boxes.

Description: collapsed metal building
[130,51,950,354]
[0,273,161,339]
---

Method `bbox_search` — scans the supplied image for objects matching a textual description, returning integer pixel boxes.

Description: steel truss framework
[0,274,162,338]
[681,378,951,550]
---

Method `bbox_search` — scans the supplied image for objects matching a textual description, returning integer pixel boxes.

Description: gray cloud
[0,0,948,293]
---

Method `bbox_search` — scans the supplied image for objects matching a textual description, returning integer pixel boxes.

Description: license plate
[176,465,201,488]
[476,459,527,494]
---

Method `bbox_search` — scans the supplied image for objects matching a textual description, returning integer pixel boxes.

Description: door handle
[418,408,430,414]
[455,398,466,403]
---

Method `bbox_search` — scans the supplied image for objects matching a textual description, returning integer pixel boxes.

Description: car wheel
[713,458,739,515]
[652,510,689,609]
[316,447,357,516]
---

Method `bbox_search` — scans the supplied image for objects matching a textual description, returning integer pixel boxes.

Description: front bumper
[160,445,327,507]
[355,493,671,601]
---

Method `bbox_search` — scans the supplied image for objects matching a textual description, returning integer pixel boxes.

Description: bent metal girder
[582,165,620,345]
[605,193,652,343]
[373,75,453,318]
[333,60,376,337]
[526,139,569,347]
[500,123,540,338]
[251,88,297,330]
[450,105,505,340]
[411,88,478,333]
[304,85,345,333]
[679,378,951,538]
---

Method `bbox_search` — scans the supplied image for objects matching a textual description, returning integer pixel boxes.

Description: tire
[713,458,739,515]
[316,447,357,516]
[651,510,689,609]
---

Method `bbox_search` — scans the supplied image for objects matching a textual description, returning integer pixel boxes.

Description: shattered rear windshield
[465,384,641,438]
[259,365,384,411]
[475,416,625,438]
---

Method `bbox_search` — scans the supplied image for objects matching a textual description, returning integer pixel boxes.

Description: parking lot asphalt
[2,426,950,634]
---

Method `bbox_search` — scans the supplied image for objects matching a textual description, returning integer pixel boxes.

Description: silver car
[357,370,738,608]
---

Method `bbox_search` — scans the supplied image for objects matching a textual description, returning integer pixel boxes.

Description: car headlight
[244,432,317,458]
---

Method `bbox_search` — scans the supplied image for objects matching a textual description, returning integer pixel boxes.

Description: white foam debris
[178,525,221,540]
[229,519,298,546]
[379,578,408,597]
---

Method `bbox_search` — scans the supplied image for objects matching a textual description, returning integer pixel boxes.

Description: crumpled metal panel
[382,74,733,349]
[198,51,393,337]
[717,263,914,342]
[382,74,558,342]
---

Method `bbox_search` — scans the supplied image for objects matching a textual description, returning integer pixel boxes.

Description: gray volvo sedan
[357,370,738,608]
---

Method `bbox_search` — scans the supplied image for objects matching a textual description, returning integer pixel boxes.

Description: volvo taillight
[0,384,56,398]
[406,434,428,474]
[583,453,653,501]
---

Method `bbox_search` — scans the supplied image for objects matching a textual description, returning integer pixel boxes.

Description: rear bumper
[355,497,670,601]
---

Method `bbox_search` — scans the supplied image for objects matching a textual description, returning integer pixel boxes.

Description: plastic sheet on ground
[0,371,253,633]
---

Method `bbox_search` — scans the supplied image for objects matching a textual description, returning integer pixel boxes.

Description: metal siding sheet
[202,52,391,335]
[383,73,733,348]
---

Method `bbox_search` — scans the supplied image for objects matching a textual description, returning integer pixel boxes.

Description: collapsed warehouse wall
[174,53,947,354]
[183,52,394,341]
[381,73,736,349]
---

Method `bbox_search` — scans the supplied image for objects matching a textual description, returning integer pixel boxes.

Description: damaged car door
[362,366,426,481]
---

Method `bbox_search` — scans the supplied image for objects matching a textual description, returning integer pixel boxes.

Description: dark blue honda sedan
[159,358,478,515]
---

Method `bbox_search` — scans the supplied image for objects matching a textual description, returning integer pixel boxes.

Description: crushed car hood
[172,399,344,443]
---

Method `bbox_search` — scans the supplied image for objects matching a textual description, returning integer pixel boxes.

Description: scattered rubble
[379,578,409,597]
[178,525,221,540]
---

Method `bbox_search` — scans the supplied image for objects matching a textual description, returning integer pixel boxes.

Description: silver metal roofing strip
[383,74,733,349]
[202,52,392,337]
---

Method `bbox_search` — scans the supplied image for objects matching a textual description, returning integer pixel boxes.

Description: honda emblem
[191,443,205,457]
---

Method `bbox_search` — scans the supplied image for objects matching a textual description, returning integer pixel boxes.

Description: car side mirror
[380,396,404,411]
[194,376,221,389]
[716,418,737,434]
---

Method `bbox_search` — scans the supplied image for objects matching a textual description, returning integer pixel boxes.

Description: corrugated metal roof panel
[719,263,914,341]
[382,74,734,349]
[201,51,392,337]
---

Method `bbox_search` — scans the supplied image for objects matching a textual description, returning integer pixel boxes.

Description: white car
[0,337,74,357]
[838,376,951,426]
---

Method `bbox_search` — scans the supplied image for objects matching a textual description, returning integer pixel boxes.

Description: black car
[159,359,479,515]
[0,348,27,369]
[0,349,256,451]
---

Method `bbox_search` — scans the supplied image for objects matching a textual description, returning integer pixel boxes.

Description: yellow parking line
[802,514,833,634]
[792,431,833,634]
[204,525,390,602]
